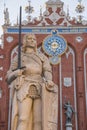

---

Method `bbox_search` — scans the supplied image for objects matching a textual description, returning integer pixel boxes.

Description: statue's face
[26,34,37,48]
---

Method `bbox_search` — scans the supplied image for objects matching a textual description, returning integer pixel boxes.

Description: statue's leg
[33,98,42,130]
[17,97,33,130]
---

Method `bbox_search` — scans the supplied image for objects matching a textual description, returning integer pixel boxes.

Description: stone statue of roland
[6,34,58,130]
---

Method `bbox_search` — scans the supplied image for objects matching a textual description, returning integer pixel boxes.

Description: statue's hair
[22,33,37,52]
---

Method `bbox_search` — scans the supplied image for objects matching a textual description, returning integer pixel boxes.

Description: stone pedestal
[66,123,72,130]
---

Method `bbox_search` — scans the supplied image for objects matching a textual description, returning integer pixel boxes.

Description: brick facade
[0,0,87,130]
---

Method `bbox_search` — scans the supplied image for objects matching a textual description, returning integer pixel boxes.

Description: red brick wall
[0,32,87,130]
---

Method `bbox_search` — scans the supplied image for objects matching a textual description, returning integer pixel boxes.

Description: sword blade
[18,6,22,69]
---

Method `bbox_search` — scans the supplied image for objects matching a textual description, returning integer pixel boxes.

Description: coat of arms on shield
[64,77,72,87]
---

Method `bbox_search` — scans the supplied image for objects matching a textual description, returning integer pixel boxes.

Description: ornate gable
[37,0,72,26]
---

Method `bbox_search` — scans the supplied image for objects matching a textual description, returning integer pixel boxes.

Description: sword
[7,6,25,85]
[18,6,22,69]
[13,6,25,71]
[8,7,24,130]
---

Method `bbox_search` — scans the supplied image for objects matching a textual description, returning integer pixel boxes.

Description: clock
[42,31,67,56]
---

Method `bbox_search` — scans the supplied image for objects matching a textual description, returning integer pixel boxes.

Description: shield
[42,84,58,130]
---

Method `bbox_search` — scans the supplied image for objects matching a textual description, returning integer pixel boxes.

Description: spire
[16,16,19,25]
[75,0,85,23]
[25,0,34,22]
[39,6,43,20]
[40,6,42,17]
[67,5,70,20]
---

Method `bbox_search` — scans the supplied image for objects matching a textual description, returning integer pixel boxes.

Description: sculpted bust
[6,34,58,130]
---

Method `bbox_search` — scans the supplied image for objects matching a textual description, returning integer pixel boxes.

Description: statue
[64,101,74,124]
[6,34,58,130]
[4,7,10,25]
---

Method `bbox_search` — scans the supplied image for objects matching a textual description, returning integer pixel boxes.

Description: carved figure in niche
[64,101,74,124]
[6,34,58,130]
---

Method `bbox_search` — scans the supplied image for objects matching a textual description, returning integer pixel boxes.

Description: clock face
[43,35,67,56]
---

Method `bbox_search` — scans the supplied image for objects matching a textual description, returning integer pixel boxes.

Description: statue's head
[22,34,37,52]
[67,101,70,105]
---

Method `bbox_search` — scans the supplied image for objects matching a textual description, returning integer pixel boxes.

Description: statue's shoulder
[12,52,25,63]
[37,52,48,62]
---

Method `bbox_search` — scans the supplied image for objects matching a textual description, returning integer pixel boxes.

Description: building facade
[0,0,87,130]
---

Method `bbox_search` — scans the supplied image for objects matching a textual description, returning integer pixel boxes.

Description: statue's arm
[6,67,25,85]
[64,104,67,108]
[42,55,52,79]
[42,55,56,92]
[6,56,24,85]
[71,107,75,113]
[6,70,16,85]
